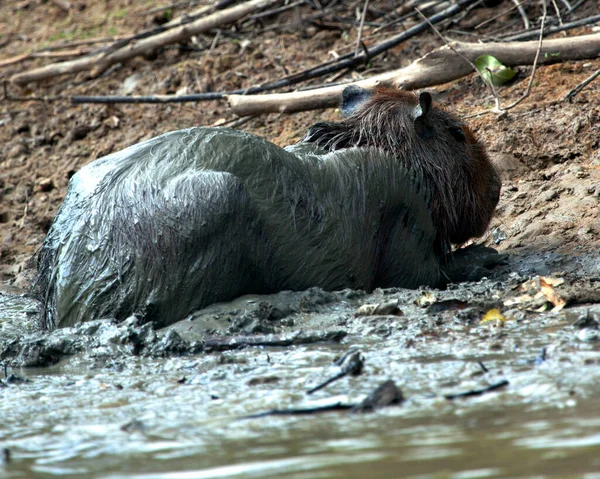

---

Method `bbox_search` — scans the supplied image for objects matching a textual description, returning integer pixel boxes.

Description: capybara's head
[303,86,501,252]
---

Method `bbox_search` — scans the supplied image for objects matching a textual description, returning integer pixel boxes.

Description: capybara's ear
[341,85,372,117]
[412,91,433,123]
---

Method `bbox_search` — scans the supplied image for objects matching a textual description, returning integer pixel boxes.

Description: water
[2,291,600,478]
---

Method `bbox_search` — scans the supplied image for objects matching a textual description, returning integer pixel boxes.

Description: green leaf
[475,55,517,87]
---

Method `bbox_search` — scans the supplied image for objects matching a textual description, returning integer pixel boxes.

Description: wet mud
[2,249,600,477]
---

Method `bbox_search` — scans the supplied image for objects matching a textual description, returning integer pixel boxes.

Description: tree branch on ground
[67,0,481,105]
[10,0,280,86]
[226,32,600,115]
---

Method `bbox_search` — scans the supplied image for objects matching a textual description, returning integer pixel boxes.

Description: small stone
[35,177,54,192]
[577,328,600,342]
[542,189,559,201]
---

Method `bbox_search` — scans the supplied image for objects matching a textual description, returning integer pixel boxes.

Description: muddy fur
[34,87,500,329]
[35,128,440,329]
[304,87,501,250]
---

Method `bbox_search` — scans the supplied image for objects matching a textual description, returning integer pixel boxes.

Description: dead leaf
[539,277,566,311]
[481,308,506,323]
[415,292,436,307]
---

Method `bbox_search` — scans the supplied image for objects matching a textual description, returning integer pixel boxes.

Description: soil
[1,1,599,290]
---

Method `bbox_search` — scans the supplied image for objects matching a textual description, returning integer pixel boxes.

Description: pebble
[577,328,600,342]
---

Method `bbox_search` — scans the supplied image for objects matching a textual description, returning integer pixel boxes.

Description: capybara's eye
[449,126,466,143]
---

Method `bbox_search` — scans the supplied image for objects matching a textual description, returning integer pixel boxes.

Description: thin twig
[221,115,256,128]
[0,49,92,67]
[250,0,305,19]
[473,0,530,30]
[415,7,500,111]
[19,189,29,230]
[372,0,445,34]
[512,0,530,29]
[559,0,573,11]
[500,0,547,111]
[39,36,127,52]
[72,0,480,105]
[138,0,205,17]
[354,0,370,57]
[550,0,564,25]
[564,68,600,101]
[568,0,585,11]
[501,11,600,41]
[206,29,222,58]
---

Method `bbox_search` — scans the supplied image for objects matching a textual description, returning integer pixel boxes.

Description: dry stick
[249,0,305,19]
[550,0,564,25]
[70,0,479,105]
[569,0,585,11]
[39,36,128,52]
[138,0,206,17]
[497,0,547,112]
[501,11,600,41]
[224,115,256,128]
[98,0,232,56]
[0,49,92,68]
[564,67,600,100]
[474,0,530,30]
[226,33,600,115]
[354,0,370,57]
[560,0,573,10]
[10,0,279,85]
[373,0,446,34]
[0,36,126,66]
[164,0,237,27]
[512,0,531,29]
[415,7,501,112]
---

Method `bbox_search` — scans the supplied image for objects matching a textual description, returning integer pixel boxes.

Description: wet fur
[35,128,439,329]
[35,88,500,329]
[304,88,501,251]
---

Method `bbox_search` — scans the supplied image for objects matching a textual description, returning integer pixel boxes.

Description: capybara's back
[34,87,500,329]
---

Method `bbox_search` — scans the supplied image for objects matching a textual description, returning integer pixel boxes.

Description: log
[226,33,600,116]
[10,0,279,86]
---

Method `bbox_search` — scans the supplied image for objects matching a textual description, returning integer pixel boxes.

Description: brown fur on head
[303,86,501,253]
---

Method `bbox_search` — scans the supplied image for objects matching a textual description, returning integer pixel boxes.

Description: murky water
[2,291,600,478]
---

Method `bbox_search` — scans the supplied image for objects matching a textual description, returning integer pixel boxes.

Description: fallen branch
[564,67,600,101]
[203,330,347,352]
[69,0,480,104]
[502,12,600,41]
[226,32,600,115]
[444,379,509,399]
[10,0,280,86]
[0,49,92,68]
[242,380,403,419]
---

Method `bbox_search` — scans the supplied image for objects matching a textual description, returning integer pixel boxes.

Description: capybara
[34,86,501,329]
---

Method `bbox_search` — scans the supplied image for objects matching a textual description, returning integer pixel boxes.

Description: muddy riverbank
[2,249,600,477]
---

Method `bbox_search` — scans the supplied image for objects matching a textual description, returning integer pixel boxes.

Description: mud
[2,259,600,477]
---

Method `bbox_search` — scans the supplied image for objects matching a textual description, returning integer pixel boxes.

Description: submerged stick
[204,330,347,352]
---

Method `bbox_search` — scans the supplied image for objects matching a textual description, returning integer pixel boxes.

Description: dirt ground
[1,0,599,291]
